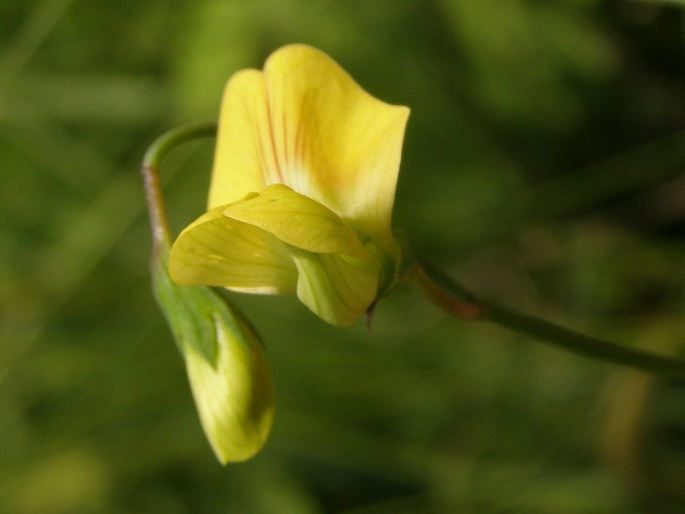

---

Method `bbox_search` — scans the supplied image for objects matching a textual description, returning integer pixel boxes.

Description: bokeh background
[2,0,685,512]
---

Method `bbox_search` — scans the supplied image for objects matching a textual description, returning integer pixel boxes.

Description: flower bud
[152,247,274,463]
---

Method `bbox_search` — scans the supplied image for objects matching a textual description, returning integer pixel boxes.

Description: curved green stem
[141,121,218,255]
[412,259,685,377]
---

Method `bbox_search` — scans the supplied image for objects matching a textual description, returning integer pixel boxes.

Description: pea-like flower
[169,44,410,326]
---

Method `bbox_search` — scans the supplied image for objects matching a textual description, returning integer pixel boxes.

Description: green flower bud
[152,246,274,464]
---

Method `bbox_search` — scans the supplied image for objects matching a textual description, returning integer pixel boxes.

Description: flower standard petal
[207,69,274,209]
[262,44,410,256]
[170,206,298,294]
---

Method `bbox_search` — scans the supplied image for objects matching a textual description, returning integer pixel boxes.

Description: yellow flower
[169,44,410,326]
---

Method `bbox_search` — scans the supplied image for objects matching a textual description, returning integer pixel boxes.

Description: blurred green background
[2,0,685,512]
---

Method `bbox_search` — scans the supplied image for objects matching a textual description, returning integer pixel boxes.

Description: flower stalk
[411,259,685,377]
[141,121,218,254]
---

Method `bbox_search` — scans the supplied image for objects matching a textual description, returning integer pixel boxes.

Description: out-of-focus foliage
[1,0,685,512]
